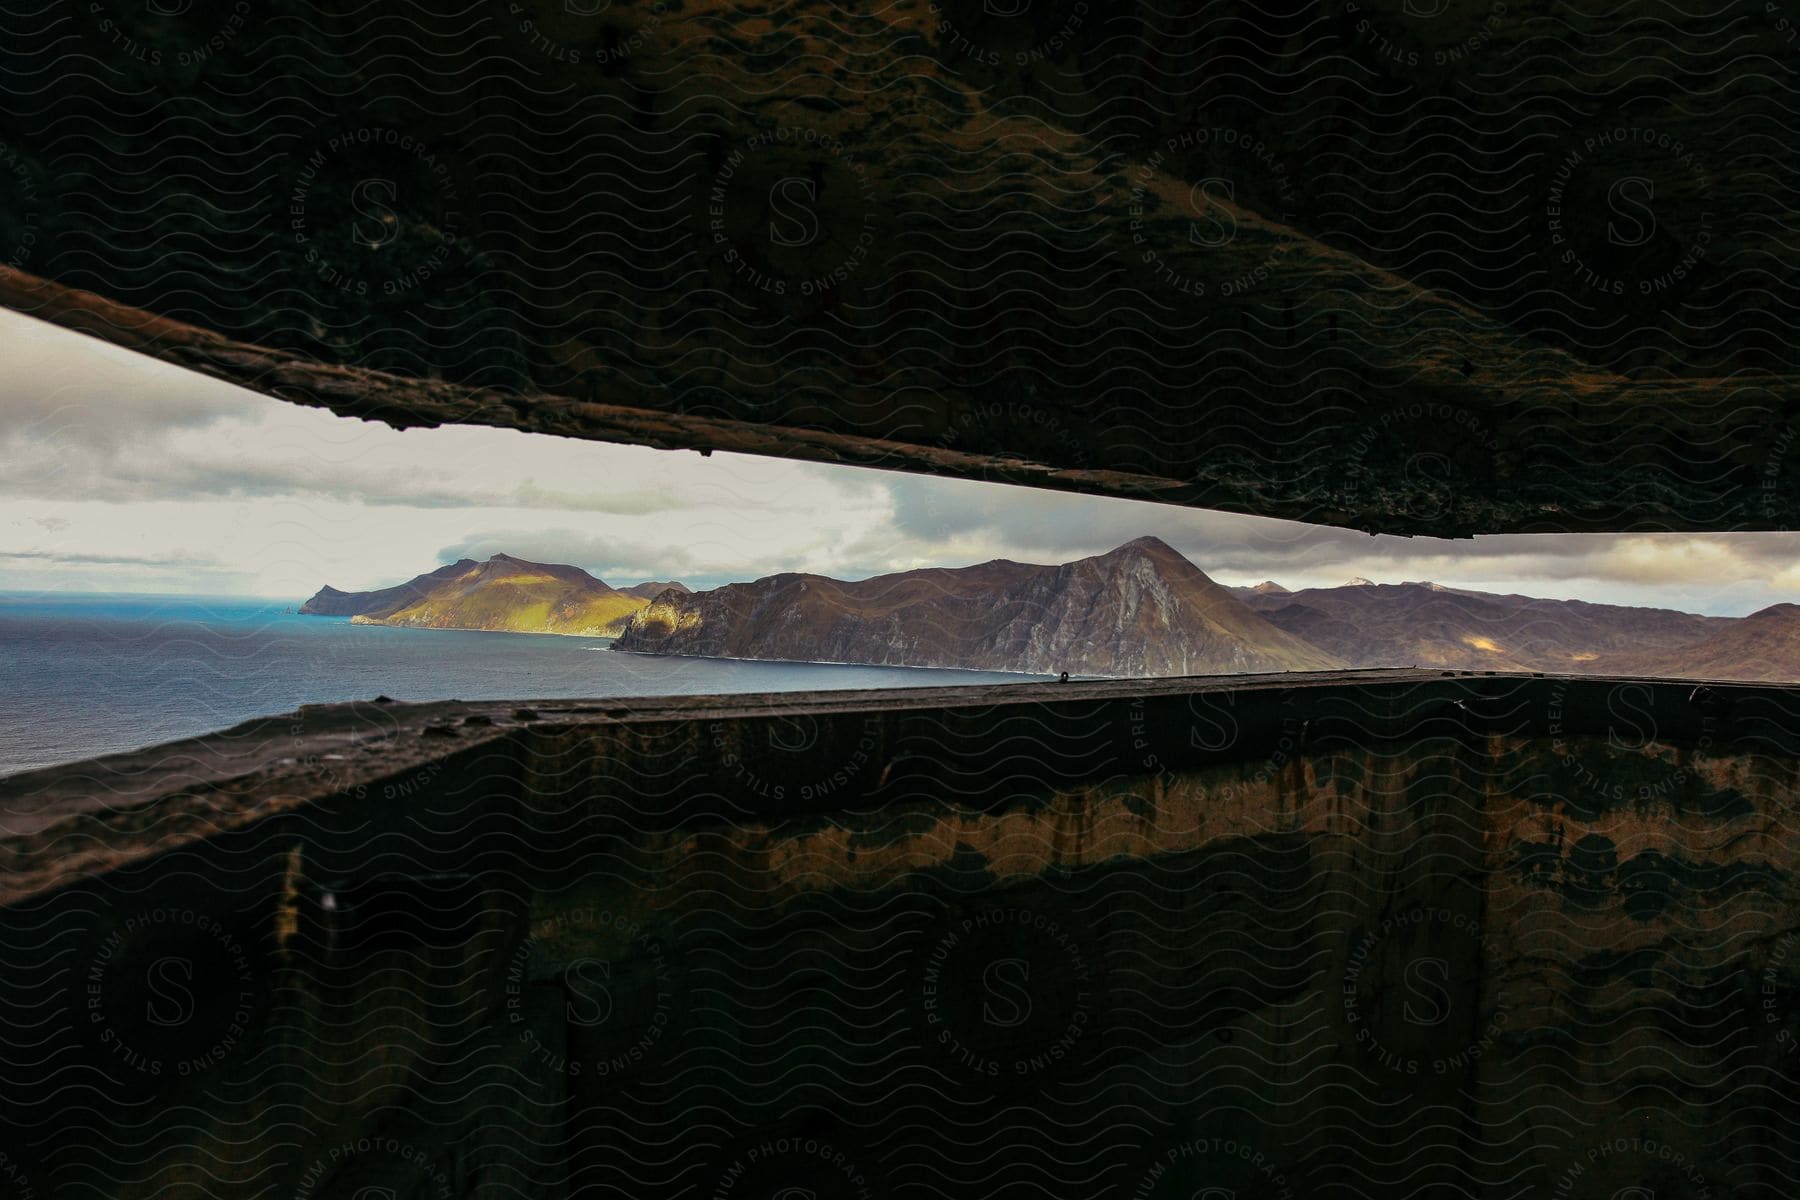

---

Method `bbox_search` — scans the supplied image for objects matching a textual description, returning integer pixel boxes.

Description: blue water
[0,595,1044,777]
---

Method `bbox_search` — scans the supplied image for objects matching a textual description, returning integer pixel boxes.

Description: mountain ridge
[301,555,687,638]
[1237,579,1731,673]
[298,559,479,618]
[1584,602,1800,680]
[302,550,1799,681]
[612,536,1343,677]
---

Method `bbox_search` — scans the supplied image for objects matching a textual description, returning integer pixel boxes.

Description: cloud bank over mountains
[2,308,1795,616]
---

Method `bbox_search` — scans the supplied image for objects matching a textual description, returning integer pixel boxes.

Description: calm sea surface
[0,594,1044,776]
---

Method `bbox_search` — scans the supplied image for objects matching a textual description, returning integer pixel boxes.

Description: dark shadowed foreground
[0,671,1795,1197]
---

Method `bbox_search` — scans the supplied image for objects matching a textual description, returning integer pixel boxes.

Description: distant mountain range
[302,541,1800,681]
[1583,602,1800,680]
[1225,580,1732,674]
[299,554,688,637]
[612,536,1339,676]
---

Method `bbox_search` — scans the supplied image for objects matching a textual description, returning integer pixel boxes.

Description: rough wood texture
[2,0,1798,535]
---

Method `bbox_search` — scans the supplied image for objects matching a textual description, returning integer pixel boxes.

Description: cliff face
[615,536,1343,676]
[305,554,673,637]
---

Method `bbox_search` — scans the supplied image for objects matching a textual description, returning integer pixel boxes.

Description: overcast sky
[3,308,1797,617]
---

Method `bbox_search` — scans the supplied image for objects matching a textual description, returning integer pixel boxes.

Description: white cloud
[2,307,1798,616]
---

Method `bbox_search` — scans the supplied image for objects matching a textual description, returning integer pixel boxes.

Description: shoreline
[606,643,1054,680]
[317,614,1051,678]
[335,616,629,640]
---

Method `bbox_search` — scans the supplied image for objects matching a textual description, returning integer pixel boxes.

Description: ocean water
[0,594,1045,777]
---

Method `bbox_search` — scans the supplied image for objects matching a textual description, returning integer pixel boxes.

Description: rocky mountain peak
[1103,535,1185,561]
